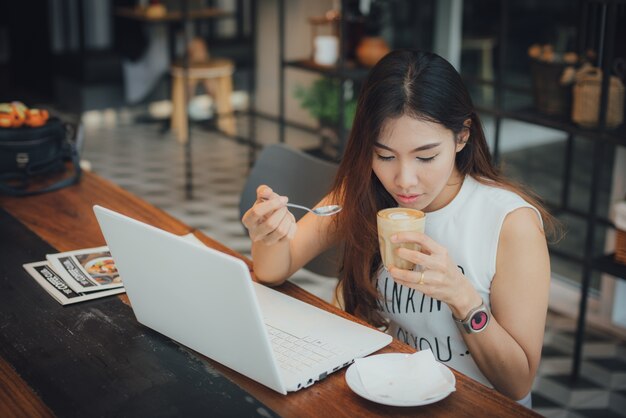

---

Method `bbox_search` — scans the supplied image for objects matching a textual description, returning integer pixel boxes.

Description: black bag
[0,117,83,196]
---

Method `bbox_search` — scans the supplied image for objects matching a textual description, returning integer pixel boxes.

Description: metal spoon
[286,203,342,216]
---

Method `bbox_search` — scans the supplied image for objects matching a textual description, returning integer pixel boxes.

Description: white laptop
[93,205,391,394]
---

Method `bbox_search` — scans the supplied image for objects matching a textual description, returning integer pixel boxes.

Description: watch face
[470,310,489,331]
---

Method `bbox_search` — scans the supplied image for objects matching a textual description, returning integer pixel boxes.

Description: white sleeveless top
[375,176,540,405]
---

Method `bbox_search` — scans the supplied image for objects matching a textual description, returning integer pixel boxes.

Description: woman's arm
[242,185,338,285]
[465,207,550,399]
[388,207,550,400]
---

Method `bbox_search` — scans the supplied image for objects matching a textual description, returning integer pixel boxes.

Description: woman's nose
[395,162,418,190]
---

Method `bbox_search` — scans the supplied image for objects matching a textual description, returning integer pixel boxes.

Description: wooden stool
[170,58,236,143]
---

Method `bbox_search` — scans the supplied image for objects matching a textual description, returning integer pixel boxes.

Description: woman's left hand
[387,231,483,320]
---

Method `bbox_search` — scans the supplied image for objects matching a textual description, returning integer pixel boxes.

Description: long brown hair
[328,50,556,327]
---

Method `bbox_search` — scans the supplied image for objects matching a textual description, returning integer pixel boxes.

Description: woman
[242,50,552,407]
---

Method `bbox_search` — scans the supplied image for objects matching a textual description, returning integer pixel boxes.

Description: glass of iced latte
[377,208,426,270]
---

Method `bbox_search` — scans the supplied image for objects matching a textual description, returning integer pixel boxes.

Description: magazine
[23,261,125,305]
[24,233,206,305]
[46,246,123,293]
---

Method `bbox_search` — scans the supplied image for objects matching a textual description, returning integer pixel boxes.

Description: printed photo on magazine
[23,261,125,306]
[46,246,123,293]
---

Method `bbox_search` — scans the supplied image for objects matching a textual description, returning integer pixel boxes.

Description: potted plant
[294,77,357,158]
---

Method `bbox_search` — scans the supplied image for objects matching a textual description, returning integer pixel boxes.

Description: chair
[239,144,341,278]
[170,39,236,143]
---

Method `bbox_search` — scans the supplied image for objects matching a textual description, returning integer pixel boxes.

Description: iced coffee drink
[377,208,426,270]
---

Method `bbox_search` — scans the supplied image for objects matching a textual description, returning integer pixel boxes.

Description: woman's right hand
[242,185,297,245]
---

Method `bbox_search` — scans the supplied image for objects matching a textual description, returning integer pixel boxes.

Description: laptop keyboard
[266,324,346,373]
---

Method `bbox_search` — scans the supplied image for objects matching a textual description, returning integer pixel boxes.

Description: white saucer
[345,353,456,407]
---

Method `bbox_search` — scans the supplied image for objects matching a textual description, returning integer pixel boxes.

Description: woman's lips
[396,194,421,204]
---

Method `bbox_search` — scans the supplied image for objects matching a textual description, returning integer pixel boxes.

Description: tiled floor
[79,110,626,417]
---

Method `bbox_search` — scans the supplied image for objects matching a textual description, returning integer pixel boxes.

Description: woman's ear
[456,119,471,152]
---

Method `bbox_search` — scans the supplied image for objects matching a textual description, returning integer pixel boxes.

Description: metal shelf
[474,104,626,147]
[277,0,361,156]
[283,59,370,80]
[468,0,624,381]
[593,254,626,279]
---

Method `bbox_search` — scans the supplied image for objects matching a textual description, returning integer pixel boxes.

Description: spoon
[286,203,342,216]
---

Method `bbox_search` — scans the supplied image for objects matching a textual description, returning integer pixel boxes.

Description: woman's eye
[376,154,395,161]
[417,155,437,163]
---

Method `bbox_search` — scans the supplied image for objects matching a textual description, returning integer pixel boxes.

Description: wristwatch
[453,301,490,334]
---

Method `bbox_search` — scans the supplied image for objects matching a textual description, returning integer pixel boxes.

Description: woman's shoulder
[469,176,533,210]
[468,176,543,229]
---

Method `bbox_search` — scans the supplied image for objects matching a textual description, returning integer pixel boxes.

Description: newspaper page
[23,261,125,305]
[46,246,123,293]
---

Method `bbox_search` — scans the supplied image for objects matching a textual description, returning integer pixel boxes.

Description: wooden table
[0,172,538,417]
